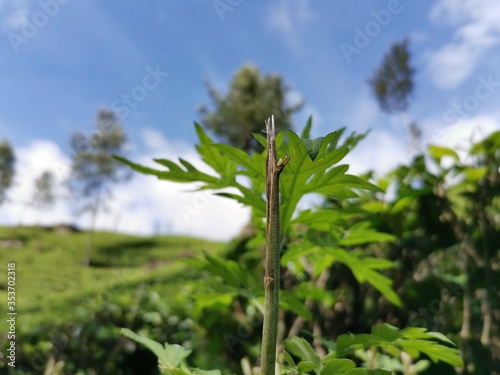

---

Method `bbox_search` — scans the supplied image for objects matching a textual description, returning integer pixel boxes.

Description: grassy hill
[0,225,225,374]
[0,225,223,316]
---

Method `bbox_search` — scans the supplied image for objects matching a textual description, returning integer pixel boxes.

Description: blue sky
[1,0,500,240]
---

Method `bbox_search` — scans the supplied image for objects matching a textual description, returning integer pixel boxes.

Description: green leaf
[320,359,356,375]
[203,252,247,289]
[292,208,345,232]
[279,130,353,233]
[470,130,500,155]
[425,331,456,346]
[284,337,321,371]
[284,350,296,367]
[161,368,189,375]
[324,248,401,306]
[302,137,325,161]
[462,167,487,182]
[371,323,400,341]
[334,324,463,369]
[298,361,318,373]
[121,328,191,369]
[428,145,459,163]
[296,282,335,308]
[212,143,264,179]
[281,291,313,320]
[192,292,237,319]
[253,132,268,149]
[190,369,222,375]
[301,116,313,138]
[114,155,217,186]
[215,191,266,215]
[194,123,237,178]
[344,369,391,375]
[339,229,395,246]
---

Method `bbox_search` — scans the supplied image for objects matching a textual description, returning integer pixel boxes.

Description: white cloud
[1,133,250,241]
[4,119,497,240]
[1,140,73,226]
[427,0,500,88]
[419,111,500,160]
[0,0,29,30]
[266,0,315,50]
[344,130,408,177]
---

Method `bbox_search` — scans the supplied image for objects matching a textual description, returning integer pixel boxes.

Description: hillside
[0,225,225,374]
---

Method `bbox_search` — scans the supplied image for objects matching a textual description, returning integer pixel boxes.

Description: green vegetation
[0,139,15,206]
[198,64,303,153]
[115,120,473,374]
[0,225,223,374]
[1,124,498,374]
[69,109,131,266]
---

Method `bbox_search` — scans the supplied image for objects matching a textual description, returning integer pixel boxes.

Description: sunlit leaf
[284,336,321,371]
[428,145,459,163]
[121,328,191,369]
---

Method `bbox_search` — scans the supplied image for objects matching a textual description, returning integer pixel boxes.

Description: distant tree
[368,39,414,114]
[69,109,129,266]
[198,64,304,153]
[32,171,56,211]
[367,39,419,150]
[31,170,56,251]
[0,139,15,205]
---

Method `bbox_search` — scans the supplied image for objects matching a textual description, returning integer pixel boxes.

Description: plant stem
[261,115,289,375]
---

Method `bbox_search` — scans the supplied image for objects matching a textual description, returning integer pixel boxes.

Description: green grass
[0,225,224,324]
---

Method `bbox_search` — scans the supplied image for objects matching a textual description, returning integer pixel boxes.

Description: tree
[32,170,56,211]
[198,64,303,153]
[367,39,419,150]
[368,39,414,114]
[69,109,129,266]
[0,139,15,205]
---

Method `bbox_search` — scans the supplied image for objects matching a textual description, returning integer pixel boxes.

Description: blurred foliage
[116,120,472,374]
[1,125,497,374]
[32,171,56,211]
[69,109,129,209]
[0,138,15,205]
[367,39,414,114]
[0,226,224,375]
[198,64,303,153]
